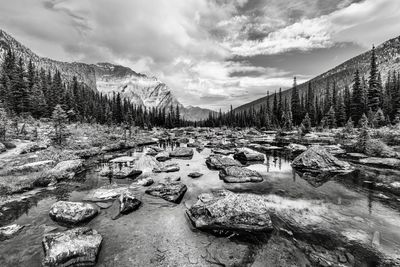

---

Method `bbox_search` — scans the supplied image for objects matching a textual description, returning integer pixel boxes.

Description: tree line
[202,46,400,129]
[0,49,191,129]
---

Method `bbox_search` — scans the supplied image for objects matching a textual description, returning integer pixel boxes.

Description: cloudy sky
[1,0,400,110]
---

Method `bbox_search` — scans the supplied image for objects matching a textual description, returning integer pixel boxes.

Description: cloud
[223,0,400,57]
[0,0,399,110]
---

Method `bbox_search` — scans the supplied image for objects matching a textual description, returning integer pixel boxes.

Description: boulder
[155,151,171,162]
[116,191,141,216]
[187,190,273,232]
[187,141,203,148]
[146,146,164,156]
[42,227,102,267]
[285,143,307,153]
[136,177,154,186]
[0,224,24,241]
[49,201,98,225]
[153,163,180,173]
[145,181,187,203]
[205,155,242,170]
[219,166,263,183]
[112,166,142,179]
[188,172,203,178]
[169,147,194,158]
[43,159,84,181]
[292,146,353,173]
[234,148,265,162]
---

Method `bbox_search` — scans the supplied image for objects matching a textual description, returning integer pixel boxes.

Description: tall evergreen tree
[351,70,364,124]
[291,77,301,125]
[368,45,380,112]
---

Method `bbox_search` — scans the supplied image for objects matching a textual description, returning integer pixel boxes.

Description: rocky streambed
[0,133,400,266]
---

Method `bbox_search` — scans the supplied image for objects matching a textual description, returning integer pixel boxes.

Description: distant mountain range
[235,35,400,113]
[0,29,214,121]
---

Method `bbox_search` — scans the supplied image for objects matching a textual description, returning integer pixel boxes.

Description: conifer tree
[368,46,380,112]
[351,70,364,124]
[291,77,301,125]
[52,104,68,145]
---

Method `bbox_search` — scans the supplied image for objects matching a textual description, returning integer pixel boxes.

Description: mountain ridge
[0,29,213,121]
[234,34,400,113]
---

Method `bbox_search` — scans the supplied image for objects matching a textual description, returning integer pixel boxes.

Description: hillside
[0,29,213,121]
[235,35,400,113]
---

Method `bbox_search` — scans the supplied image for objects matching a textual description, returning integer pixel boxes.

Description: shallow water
[1,143,400,266]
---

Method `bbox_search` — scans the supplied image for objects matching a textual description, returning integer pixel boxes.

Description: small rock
[0,224,25,241]
[188,172,203,178]
[136,177,154,186]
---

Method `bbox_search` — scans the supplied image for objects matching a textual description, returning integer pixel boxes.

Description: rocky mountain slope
[0,29,212,121]
[235,35,400,113]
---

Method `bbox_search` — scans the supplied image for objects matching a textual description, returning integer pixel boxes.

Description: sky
[0,0,400,111]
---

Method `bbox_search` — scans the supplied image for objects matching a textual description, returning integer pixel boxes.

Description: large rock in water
[205,155,242,170]
[292,145,353,173]
[112,166,142,179]
[219,166,263,183]
[155,151,171,162]
[234,148,265,162]
[187,190,273,232]
[112,191,142,220]
[169,147,194,158]
[145,181,187,203]
[42,227,102,267]
[43,159,84,181]
[152,163,180,173]
[49,201,98,225]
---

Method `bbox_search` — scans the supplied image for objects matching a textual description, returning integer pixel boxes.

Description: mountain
[0,29,213,121]
[235,35,400,113]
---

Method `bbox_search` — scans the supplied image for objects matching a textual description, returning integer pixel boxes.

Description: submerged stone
[42,227,102,267]
[84,184,129,202]
[0,224,24,241]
